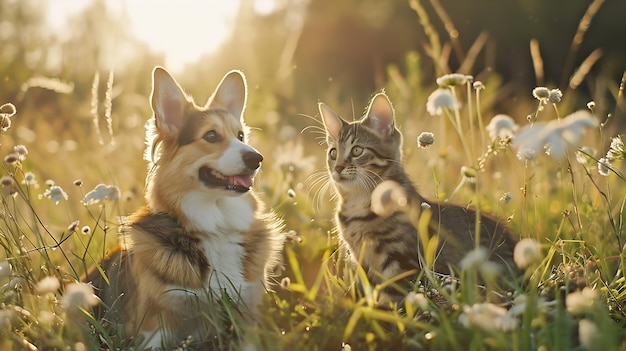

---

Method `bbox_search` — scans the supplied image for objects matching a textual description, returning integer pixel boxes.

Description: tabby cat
[318,92,518,303]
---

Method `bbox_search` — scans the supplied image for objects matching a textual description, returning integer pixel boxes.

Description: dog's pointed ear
[319,102,346,141]
[362,92,395,138]
[207,70,247,121]
[151,67,189,135]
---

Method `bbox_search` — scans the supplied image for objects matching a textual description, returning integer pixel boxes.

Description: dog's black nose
[243,151,263,170]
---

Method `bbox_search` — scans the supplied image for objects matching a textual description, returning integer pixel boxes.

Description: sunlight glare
[45,0,241,72]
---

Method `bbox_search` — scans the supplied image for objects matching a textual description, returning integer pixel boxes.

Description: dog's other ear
[151,67,189,135]
[207,70,247,121]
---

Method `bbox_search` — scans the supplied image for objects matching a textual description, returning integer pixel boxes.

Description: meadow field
[0,0,625,350]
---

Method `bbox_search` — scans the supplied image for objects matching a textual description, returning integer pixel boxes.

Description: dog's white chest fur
[178,192,256,298]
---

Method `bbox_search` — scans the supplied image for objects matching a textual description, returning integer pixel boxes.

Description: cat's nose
[242,151,263,170]
[335,165,345,173]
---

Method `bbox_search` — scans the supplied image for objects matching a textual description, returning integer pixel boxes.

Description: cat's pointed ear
[319,102,345,140]
[206,70,247,122]
[151,66,190,136]
[363,93,395,137]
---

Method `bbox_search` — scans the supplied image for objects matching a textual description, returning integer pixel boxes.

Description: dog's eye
[238,131,244,142]
[329,148,337,160]
[203,130,221,143]
[351,146,363,157]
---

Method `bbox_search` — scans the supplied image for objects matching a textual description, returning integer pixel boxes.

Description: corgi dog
[86,67,283,349]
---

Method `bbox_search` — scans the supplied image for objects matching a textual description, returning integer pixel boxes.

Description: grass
[1,2,626,350]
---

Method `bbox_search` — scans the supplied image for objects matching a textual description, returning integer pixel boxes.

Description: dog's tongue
[230,175,253,188]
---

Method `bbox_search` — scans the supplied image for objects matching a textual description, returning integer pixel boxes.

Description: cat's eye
[351,146,364,157]
[237,131,244,141]
[203,130,222,143]
[329,148,337,160]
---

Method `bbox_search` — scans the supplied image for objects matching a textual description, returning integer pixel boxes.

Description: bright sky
[45,0,262,72]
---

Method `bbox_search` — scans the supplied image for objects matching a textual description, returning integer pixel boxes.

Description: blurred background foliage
[0,0,624,274]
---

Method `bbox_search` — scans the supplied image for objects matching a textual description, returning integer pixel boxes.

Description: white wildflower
[36,276,61,294]
[436,73,472,88]
[597,157,610,176]
[532,87,550,103]
[426,89,459,116]
[606,135,626,162]
[405,291,429,311]
[13,145,28,161]
[458,303,519,333]
[61,282,99,311]
[513,110,597,160]
[42,185,68,204]
[586,101,595,110]
[459,247,500,279]
[508,294,556,317]
[83,184,120,205]
[575,146,596,166]
[371,180,408,217]
[566,287,599,316]
[21,171,39,189]
[513,238,542,269]
[486,114,518,140]
[548,89,563,104]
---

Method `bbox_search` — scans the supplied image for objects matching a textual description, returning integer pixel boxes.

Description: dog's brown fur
[86,67,283,349]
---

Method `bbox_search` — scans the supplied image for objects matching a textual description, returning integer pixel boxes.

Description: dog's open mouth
[199,166,253,193]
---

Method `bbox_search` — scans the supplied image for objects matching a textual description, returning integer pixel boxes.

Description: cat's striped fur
[318,92,518,303]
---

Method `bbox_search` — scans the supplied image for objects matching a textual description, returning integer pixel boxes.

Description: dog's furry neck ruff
[124,206,213,286]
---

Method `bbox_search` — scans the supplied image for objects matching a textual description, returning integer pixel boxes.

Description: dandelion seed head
[36,276,60,295]
[12,145,28,160]
[436,73,472,88]
[586,101,595,110]
[473,81,485,90]
[486,114,518,140]
[513,238,542,269]
[548,89,563,104]
[417,132,435,148]
[597,157,610,176]
[426,89,460,116]
[532,87,550,102]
